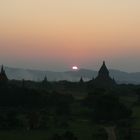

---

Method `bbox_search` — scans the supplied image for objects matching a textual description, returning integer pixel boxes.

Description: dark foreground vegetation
[0,79,140,140]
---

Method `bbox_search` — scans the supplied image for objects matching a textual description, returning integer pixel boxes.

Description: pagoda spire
[80,76,84,83]
[98,61,109,78]
[1,65,4,73]
[0,65,8,84]
[94,61,116,86]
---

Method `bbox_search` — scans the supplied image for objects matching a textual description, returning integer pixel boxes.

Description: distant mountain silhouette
[2,66,140,84]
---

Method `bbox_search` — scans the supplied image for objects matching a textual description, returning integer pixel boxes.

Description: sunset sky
[0,0,140,72]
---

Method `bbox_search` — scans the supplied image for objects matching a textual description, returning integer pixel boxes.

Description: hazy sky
[0,0,140,72]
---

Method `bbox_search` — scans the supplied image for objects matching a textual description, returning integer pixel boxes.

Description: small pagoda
[0,65,8,84]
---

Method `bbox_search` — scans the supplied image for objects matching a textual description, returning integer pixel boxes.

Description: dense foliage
[0,80,139,139]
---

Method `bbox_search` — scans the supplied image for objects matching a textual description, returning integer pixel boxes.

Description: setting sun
[72,66,79,70]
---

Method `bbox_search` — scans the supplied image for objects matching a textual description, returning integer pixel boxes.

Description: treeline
[0,81,140,139]
[0,85,74,129]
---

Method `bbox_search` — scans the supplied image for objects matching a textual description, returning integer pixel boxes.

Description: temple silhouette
[0,62,116,87]
[0,65,8,84]
[94,61,116,86]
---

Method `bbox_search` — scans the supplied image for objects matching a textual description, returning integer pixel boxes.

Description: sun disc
[72,66,78,70]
